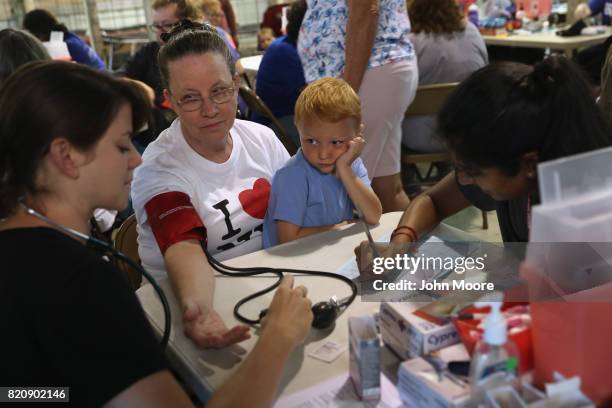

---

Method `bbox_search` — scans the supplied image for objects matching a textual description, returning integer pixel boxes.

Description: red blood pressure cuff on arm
[144,191,207,255]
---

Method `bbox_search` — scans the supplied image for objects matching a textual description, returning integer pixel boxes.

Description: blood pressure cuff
[144,191,207,255]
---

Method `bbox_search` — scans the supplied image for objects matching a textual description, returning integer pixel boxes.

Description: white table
[136,212,475,402]
[239,54,263,73]
[238,54,263,88]
[483,28,612,57]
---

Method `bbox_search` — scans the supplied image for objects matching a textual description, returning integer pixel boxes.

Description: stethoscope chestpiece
[311,298,340,330]
[259,297,340,330]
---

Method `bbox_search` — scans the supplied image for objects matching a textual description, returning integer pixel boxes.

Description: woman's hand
[354,240,412,280]
[574,3,591,20]
[260,275,313,350]
[182,300,251,349]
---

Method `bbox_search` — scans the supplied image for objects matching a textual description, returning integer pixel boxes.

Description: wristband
[391,225,417,242]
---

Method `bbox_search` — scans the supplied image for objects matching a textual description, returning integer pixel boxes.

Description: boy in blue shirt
[263,77,382,248]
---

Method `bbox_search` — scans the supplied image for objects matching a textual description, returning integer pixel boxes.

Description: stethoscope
[21,201,359,348]
[20,201,172,349]
[203,248,358,330]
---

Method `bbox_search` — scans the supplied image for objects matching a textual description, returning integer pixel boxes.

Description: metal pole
[143,0,155,41]
[81,0,104,55]
[9,0,26,26]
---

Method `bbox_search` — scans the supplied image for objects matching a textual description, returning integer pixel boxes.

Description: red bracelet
[391,231,415,242]
[391,226,417,242]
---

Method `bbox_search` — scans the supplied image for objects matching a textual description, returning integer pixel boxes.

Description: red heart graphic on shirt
[238,178,271,219]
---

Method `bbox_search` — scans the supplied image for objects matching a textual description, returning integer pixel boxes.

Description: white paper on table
[274,372,401,408]
[334,234,443,279]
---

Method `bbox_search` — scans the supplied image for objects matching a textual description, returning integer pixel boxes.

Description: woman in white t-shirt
[402,0,488,152]
[132,21,290,349]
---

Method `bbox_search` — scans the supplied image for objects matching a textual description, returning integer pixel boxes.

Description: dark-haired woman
[390,56,612,245]
[402,0,488,152]
[0,29,120,231]
[23,9,105,69]
[0,28,49,85]
[131,23,290,349]
[0,60,180,406]
[0,61,312,407]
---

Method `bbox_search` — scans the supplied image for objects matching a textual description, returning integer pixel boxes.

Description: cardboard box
[379,302,460,359]
[348,316,381,400]
[398,344,471,408]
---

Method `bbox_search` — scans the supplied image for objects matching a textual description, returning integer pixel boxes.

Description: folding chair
[238,85,298,155]
[113,214,142,290]
[402,82,458,184]
[402,82,488,229]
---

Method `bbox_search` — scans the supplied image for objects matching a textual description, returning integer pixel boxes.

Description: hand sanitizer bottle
[469,301,520,407]
[468,3,480,27]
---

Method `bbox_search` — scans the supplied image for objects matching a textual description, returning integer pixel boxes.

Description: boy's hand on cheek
[336,137,365,170]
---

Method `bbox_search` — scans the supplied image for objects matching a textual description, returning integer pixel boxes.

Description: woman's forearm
[393,193,441,243]
[344,0,379,92]
[164,239,215,312]
[206,326,294,407]
[392,172,472,243]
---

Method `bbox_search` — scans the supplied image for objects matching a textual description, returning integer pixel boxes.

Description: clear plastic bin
[525,146,612,405]
[538,146,612,205]
[532,146,612,242]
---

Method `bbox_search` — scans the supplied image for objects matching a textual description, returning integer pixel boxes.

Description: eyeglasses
[173,86,236,112]
[149,21,179,33]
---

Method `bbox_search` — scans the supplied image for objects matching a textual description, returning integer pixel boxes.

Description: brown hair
[0,28,50,85]
[408,0,465,35]
[0,61,150,217]
[295,77,361,127]
[152,0,202,21]
[158,21,234,88]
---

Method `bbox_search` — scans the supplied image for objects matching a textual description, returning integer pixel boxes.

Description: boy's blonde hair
[295,77,361,128]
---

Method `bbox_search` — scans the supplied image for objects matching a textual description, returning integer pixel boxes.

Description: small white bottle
[516,5,526,22]
[469,301,520,407]
[468,4,480,27]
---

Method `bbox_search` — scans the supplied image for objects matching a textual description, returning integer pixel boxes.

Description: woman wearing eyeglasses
[1,61,312,406]
[131,23,290,349]
[118,0,239,145]
[120,0,239,104]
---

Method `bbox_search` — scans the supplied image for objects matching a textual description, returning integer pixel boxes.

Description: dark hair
[158,20,234,88]
[0,61,151,218]
[0,28,50,85]
[438,56,612,176]
[286,0,307,43]
[408,0,465,34]
[22,9,68,42]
